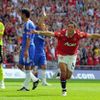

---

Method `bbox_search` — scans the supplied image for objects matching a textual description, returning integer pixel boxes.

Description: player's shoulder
[60,29,66,33]
[75,29,82,35]
[59,29,66,35]
[27,20,34,25]
[76,29,87,38]
[26,20,36,29]
[75,29,80,33]
[76,29,86,34]
[54,29,66,37]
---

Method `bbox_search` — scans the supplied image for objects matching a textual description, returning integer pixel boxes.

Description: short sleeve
[78,31,88,39]
[29,23,36,30]
[26,22,36,38]
[26,21,36,32]
[54,29,66,38]
[54,31,61,38]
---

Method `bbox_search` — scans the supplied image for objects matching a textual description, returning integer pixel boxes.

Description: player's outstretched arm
[31,30,55,37]
[88,33,100,39]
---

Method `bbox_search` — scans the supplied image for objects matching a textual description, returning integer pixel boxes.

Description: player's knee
[66,71,72,80]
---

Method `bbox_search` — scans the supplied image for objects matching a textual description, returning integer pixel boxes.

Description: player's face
[67,24,75,34]
[39,23,47,31]
[42,23,47,30]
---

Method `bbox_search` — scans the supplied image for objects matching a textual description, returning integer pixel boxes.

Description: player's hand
[24,50,29,59]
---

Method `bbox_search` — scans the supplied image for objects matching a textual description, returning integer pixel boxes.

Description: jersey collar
[65,30,76,38]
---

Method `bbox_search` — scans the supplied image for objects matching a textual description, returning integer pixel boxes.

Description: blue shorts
[19,45,35,66]
[34,53,47,68]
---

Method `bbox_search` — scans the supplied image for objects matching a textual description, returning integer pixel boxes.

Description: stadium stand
[0,0,100,69]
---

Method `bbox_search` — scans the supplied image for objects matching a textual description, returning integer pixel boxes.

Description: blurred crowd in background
[0,0,100,68]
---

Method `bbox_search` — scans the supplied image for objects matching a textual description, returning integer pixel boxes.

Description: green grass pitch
[0,79,100,100]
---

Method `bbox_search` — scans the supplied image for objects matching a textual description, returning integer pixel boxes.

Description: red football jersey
[54,29,89,55]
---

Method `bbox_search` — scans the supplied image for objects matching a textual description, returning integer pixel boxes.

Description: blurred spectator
[0,0,99,68]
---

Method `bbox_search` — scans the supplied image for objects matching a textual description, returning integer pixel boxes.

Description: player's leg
[65,55,77,80]
[21,66,32,91]
[18,66,31,91]
[0,46,5,89]
[32,66,38,77]
[59,62,67,96]
[40,65,48,86]
[18,64,39,91]
[39,55,50,86]
[19,47,39,91]
[28,46,39,90]
[32,53,39,78]
[18,49,30,91]
[17,49,25,70]
[17,50,29,91]
[0,65,5,89]
[62,55,77,96]
[58,55,67,95]
[66,66,72,80]
[60,64,73,96]
[30,66,39,90]
[31,65,40,90]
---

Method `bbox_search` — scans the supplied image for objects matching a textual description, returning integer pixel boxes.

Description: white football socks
[41,69,47,84]
[23,70,31,89]
[30,71,38,82]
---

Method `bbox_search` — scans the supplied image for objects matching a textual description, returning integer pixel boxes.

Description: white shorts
[58,55,77,72]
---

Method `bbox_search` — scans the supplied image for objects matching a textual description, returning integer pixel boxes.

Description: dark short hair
[21,8,30,18]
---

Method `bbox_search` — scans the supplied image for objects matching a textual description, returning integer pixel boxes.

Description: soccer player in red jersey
[31,21,100,96]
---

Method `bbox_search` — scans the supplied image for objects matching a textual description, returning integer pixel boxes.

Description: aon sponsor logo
[64,42,76,46]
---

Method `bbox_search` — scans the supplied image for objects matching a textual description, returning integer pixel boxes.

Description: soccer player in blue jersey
[32,9,50,86]
[17,8,39,91]
[34,17,49,86]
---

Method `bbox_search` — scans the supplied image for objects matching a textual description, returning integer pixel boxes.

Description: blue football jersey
[34,27,46,54]
[19,20,36,66]
[22,20,36,48]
